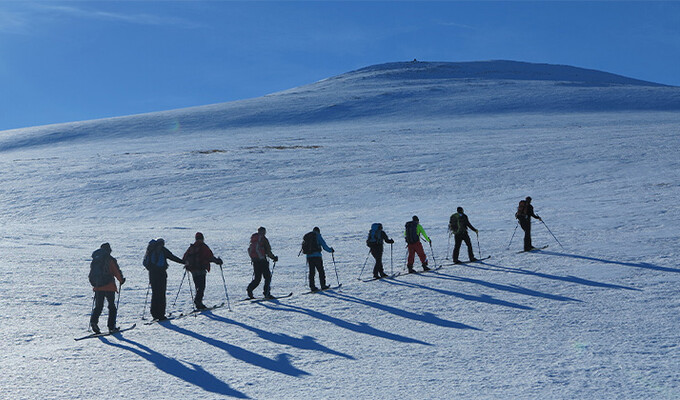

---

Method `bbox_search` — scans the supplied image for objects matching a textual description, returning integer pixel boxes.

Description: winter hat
[412,215,419,222]
[195,232,204,241]
[313,227,320,233]
[100,242,112,253]
[258,227,266,234]
[457,207,464,213]
[526,196,532,202]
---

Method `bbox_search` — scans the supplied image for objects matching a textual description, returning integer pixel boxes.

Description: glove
[474,229,479,234]
[120,277,126,285]
[387,239,394,244]
[216,258,224,265]
[330,247,335,253]
[273,256,279,262]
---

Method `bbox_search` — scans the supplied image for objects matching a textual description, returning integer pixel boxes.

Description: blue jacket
[306,233,333,258]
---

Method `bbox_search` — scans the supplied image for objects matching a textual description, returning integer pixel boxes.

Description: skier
[143,238,185,321]
[516,196,542,251]
[247,227,279,299]
[449,207,478,264]
[89,243,125,334]
[302,227,334,291]
[366,223,395,278]
[404,216,431,273]
[183,232,223,310]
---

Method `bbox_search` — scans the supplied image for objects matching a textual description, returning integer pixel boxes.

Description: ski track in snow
[1,63,680,399]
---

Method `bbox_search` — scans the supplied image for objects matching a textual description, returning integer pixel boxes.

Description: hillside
[0,61,679,399]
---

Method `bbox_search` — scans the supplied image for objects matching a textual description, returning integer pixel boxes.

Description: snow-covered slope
[1,61,679,399]
[1,60,679,152]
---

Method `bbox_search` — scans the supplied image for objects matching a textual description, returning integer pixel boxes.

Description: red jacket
[183,241,216,272]
[93,257,124,292]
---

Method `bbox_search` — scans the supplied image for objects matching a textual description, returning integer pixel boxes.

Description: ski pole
[446,233,452,260]
[218,263,231,311]
[187,271,195,305]
[142,283,151,320]
[116,281,122,312]
[172,269,187,308]
[476,231,481,258]
[506,222,519,250]
[357,249,372,280]
[331,252,340,286]
[541,219,564,249]
[428,240,437,268]
[89,292,96,331]
[390,243,393,275]
[270,260,277,279]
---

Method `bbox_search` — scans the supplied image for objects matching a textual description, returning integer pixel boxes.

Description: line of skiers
[88,197,543,332]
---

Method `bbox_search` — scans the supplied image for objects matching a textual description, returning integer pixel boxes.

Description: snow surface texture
[1,61,679,399]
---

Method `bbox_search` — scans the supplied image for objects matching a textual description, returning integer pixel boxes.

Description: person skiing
[247,227,279,299]
[516,196,542,251]
[302,227,334,291]
[183,232,223,310]
[89,243,125,334]
[449,207,479,264]
[404,216,431,273]
[366,223,395,278]
[143,238,185,321]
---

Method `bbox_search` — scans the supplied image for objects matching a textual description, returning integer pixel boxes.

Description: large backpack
[449,213,461,235]
[143,240,167,270]
[89,249,114,287]
[516,200,527,219]
[405,221,419,244]
[366,223,382,246]
[184,243,202,270]
[248,233,265,259]
[301,231,321,255]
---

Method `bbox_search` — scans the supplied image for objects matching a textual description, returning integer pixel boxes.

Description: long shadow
[203,312,355,360]
[258,301,432,346]
[382,276,534,310]
[425,271,581,302]
[160,320,310,377]
[100,336,249,399]
[538,250,680,274]
[323,291,481,331]
[466,261,640,291]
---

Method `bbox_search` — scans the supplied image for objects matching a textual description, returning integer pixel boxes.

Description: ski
[145,303,227,324]
[302,284,343,295]
[361,273,402,282]
[516,245,548,254]
[456,256,492,264]
[75,323,136,341]
[245,292,294,303]
[405,265,443,275]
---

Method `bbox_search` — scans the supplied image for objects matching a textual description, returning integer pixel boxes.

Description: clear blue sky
[1,1,678,131]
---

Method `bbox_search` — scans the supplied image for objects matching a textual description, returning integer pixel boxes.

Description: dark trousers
[91,291,117,330]
[453,232,474,262]
[370,246,385,277]
[308,257,327,289]
[247,259,271,296]
[149,269,167,319]
[191,270,207,307]
[519,217,532,251]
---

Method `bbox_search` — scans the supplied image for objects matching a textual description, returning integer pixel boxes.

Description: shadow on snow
[203,311,355,360]
[99,336,249,399]
[466,260,640,291]
[382,275,534,310]
[258,301,432,346]
[321,291,481,331]
[159,320,310,377]
[537,251,679,274]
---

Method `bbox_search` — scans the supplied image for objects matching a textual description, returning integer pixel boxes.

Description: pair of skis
[74,324,136,341]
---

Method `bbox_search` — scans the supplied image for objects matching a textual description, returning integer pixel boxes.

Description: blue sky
[1,1,678,131]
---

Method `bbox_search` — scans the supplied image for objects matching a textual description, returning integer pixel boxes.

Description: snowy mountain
[1,61,679,399]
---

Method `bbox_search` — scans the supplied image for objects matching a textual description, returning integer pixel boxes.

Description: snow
[1,61,679,399]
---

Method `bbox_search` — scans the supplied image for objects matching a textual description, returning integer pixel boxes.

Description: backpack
[143,240,167,270]
[89,249,114,287]
[184,243,201,270]
[301,231,321,255]
[405,221,419,244]
[449,213,461,235]
[248,233,265,259]
[366,223,382,246]
[516,200,527,219]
